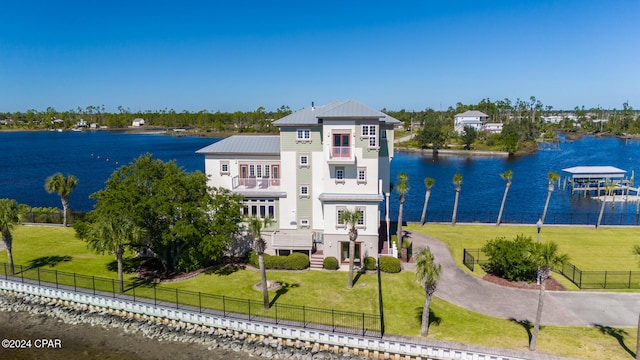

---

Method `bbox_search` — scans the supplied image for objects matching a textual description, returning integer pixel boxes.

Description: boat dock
[562,166,639,202]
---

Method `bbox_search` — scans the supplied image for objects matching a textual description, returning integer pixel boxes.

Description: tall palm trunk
[636,313,640,360]
[3,233,14,276]
[397,197,405,241]
[597,187,609,228]
[496,182,510,226]
[541,184,554,224]
[61,196,70,227]
[348,238,356,288]
[452,188,460,225]
[420,190,432,226]
[116,247,124,293]
[259,253,269,308]
[530,278,546,351]
[420,293,432,336]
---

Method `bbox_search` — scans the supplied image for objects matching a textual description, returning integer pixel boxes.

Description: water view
[1,131,638,225]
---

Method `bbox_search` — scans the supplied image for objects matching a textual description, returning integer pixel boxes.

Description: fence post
[629,271,632,289]
[199,292,202,313]
[112,279,115,297]
[604,271,607,289]
[176,288,179,309]
[303,306,306,327]
[223,295,226,316]
[332,309,335,332]
[73,273,76,292]
[37,268,40,286]
[154,287,157,306]
[275,303,278,324]
[92,276,95,295]
[362,313,365,336]
[3,263,5,280]
[248,299,251,320]
[55,271,58,289]
[20,265,24,282]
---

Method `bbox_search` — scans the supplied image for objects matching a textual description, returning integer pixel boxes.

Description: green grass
[2,224,640,359]
[408,223,640,272]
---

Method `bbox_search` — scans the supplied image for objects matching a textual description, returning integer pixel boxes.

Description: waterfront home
[454,110,488,134]
[197,100,400,268]
[482,123,503,134]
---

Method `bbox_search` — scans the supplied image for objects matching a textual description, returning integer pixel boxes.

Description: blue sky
[1,1,638,113]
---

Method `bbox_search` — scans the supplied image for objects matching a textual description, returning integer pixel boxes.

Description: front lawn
[1,224,639,359]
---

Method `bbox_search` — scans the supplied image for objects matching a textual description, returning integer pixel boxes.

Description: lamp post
[536,218,543,284]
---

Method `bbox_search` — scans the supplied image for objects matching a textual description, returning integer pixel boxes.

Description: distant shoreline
[395,147,510,157]
[0,127,266,139]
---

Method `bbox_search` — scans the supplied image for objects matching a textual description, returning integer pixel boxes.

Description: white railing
[232,177,281,190]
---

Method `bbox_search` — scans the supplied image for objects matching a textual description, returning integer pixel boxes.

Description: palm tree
[415,247,441,336]
[420,177,435,226]
[597,181,616,228]
[85,214,143,293]
[44,173,78,226]
[496,170,513,226]
[248,216,273,308]
[540,171,559,224]
[395,172,410,242]
[340,208,362,289]
[529,241,569,351]
[451,173,463,225]
[0,199,19,275]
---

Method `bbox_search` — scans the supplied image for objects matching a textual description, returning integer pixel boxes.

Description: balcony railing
[232,176,280,190]
[328,146,354,162]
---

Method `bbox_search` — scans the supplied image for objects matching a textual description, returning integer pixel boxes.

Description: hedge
[323,256,339,270]
[248,251,310,270]
[363,256,377,271]
[379,256,401,273]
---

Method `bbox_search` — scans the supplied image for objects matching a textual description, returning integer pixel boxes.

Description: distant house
[482,123,503,134]
[132,118,145,127]
[76,119,87,127]
[454,110,488,134]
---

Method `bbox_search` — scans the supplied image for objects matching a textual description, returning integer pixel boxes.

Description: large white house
[454,110,488,134]
[197,100,400,268]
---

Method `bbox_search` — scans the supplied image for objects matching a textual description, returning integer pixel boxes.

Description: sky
[1,0,638,113]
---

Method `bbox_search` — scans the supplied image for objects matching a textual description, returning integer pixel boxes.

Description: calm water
[1,131,639,225]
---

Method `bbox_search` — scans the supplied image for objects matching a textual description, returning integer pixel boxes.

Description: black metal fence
[423,211,640,226]
[463,248,640,290]
[557,262,640,289]
[0,262,381,337]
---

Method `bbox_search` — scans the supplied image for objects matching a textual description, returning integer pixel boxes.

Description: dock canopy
[562,166,627,179]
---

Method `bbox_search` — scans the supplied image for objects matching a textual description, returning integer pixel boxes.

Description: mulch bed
[482,273,566,291]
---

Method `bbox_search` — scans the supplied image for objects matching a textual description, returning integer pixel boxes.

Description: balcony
[232,176,281,190]
[327,146,355,163]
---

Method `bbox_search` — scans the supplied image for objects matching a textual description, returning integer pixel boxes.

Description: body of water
[1,131,638,225]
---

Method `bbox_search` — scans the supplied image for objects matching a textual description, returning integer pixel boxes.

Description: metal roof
[454,110,489,118]
[318,193,384,202]
[273,100,400,126]
[562,166,627,178]
[196,135,280,155]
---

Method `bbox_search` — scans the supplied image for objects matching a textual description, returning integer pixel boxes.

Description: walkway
[405,230,640,327]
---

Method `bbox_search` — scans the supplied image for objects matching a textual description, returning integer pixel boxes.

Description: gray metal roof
[455,110,489,118]
[318,193,384,202]
[562,166,627,178]
[273,100,400,126]
[196,135,280,155]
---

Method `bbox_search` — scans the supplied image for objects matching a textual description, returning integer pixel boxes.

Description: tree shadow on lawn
[594,324,635,358]
[123,277,158,293]
[106,256,146,274]
[509,318,538,345]
[269,282,299,307]
[414,306,442,328]
[26,255,72,270]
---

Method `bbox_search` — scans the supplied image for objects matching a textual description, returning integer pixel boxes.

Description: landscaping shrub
[481,235,537,282]
[379,256,401,273]
[363,256,377,271]
[247,251,310,270]
[323,256,339,270]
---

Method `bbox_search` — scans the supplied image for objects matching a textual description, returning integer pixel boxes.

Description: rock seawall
[0,290,371,359]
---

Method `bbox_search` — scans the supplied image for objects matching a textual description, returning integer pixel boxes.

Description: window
[357,167,366,183]
[249,165,255,177]
[381,129,387,139]
[300,218,310,227]
[296,129,311,142]
[362,125,378,148]
[341,242,361,263]
[243,199,276,221]
[335,167,344,183]
[336,207,345,227]
[220,161,229,175]
[256,165,262,178]
[300,185,310,197]
[356,207,365,227]
[264,165,270,178]
[299,154,309,167]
